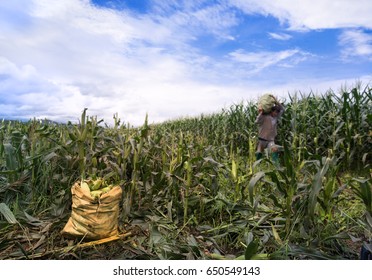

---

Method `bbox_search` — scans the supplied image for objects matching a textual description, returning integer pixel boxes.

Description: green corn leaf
[248,171,265,204]
[4,143,17,171]
[244,239,258,260]
[366,212,372,229]
[43,152,58,163]
[0,203,18,224]
[308,158,331,218]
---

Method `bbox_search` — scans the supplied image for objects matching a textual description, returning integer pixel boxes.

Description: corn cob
[90,178,103,191]
[90,190,103,200]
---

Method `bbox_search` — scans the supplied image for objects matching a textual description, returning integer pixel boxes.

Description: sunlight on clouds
[0,57,59,101]
[114,82,254,125]
[339,30,372,61]
[190,4,238,37]
[230,0,372,30]
[229,49,303,72]
[1,0,219,125]
[32,0,136,44]
[268,32,292,41]
[0,0,371,126]
[148,1,239,44]
[0,57,37,80]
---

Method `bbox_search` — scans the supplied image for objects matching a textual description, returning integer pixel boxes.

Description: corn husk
[80,178,114,199]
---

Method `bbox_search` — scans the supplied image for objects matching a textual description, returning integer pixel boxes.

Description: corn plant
[0,83,370,260]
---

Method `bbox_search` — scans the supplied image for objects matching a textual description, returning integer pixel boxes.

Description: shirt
[255,104,284,141]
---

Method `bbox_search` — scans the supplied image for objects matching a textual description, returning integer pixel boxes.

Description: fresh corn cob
[100,185,113,194]
[90,190,103,200]
[90,178,103,191]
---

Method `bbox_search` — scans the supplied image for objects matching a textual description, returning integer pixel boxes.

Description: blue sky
[0,0,371,126]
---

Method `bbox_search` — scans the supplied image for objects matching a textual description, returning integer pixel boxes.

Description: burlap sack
[61,181,122,240]
[258,94,276,113]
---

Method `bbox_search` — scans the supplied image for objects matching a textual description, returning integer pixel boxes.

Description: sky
[0,0,371,126]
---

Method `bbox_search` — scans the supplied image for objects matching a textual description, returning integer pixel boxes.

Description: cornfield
[0,83,371,259]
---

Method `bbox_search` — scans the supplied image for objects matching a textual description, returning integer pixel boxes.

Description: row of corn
[80,178,114,200]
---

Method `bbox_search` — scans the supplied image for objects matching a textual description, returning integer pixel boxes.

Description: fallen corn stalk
[10,232,133,260]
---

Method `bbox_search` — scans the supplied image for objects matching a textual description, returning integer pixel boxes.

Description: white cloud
[268,32,292,41]
[0,57,37,81]
[0,0,246,126]
[339,29,372,61]
[228,49,306,72]
[149,1,239,43]
[0,0,371,126]
[230,0,372,30]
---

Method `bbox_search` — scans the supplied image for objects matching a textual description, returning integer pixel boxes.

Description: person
[255,95,284,164]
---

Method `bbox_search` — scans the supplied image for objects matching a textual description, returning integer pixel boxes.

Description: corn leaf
[248,171,265,204]
[244,239,258,260]
[0,203,18,224]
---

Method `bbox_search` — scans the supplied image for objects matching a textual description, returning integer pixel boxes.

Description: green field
[0,83,371,259]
